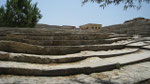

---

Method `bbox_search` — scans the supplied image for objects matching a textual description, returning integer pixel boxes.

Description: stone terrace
[0,26,150,84]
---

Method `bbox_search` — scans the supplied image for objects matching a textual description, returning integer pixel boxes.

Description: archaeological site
[0,17,150,84]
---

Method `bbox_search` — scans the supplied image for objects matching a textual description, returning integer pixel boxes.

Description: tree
[0,6,5,27]
[82,0,150,10]
[0,0,42,27]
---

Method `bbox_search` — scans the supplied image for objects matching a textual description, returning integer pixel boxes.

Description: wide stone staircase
[0,28,150,77]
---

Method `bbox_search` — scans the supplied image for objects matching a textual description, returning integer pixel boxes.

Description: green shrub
[0,0,42,27]
[115,63,121,69]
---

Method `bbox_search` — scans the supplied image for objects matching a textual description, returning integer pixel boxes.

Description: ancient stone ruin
[0,17,150,84]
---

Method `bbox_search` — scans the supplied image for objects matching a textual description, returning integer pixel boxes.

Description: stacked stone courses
[0,17,150,84]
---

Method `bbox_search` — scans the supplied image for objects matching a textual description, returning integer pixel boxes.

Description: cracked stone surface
[0,62,150,84]
[0,48,139,63]
[0,49,150,76]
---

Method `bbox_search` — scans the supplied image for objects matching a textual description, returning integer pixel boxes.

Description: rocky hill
[35,24,61,29]
[101,17,150,36]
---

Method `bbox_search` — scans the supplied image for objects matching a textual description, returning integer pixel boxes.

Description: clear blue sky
[0,0,150,27]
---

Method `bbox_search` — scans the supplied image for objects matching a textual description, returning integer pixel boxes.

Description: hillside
[101,17,150,36]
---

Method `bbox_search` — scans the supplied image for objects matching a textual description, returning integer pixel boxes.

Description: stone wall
[100,17,150,36]
[80,24,102,30]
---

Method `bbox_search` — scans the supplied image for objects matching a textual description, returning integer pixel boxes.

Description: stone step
[0,62,150,84]
[0,37,129,46]
[24,35,109,40]
[0,29,109,36]
[21,39,111,46]
[0,34,110,40]
[0,49,150,76]
[0,28,101,35]
[23,33,109,37]
[126,41,149,48]
[108,34,128,38]
[0,41,126,55]
[105,37,131,41]
[142,45,150,50]
[0,32,130,40]
[0,48,139,64]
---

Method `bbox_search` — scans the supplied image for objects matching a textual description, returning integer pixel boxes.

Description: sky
[0,0,150,27]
